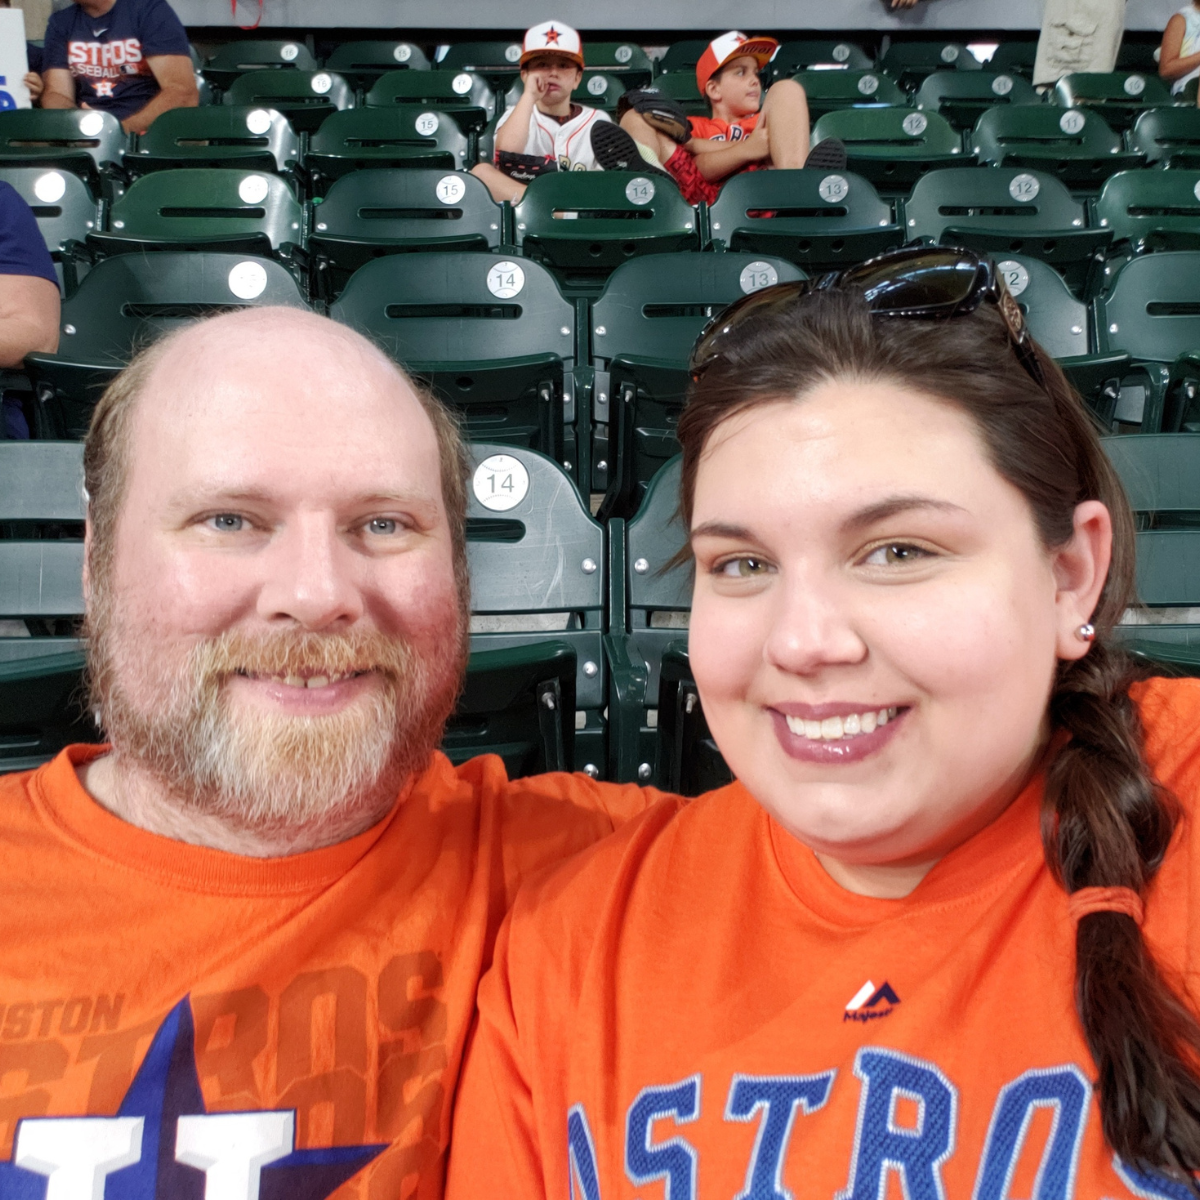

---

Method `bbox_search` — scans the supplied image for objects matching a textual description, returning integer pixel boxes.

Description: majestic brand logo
[0,998,385,1199]
[844,980,901,1023]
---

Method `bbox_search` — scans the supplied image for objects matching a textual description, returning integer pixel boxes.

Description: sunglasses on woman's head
[688,246,1047,390]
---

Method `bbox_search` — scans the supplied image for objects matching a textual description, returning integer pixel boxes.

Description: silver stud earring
[1076,623,1095,642]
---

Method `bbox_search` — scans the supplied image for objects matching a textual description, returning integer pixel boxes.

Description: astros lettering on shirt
[688,113,760,142]
[446,677,1200,1200]
[42,0,190,119]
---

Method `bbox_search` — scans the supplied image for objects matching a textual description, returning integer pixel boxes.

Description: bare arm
[1160,14,1200,82]
[40,68,76,109]
[24,72,43,102]
[0,275,60,367]
[119,55,198,134]
[687,122,771,182]
[494,77,546,155]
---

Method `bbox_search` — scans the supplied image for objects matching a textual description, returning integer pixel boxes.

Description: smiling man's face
[85,308,467,836]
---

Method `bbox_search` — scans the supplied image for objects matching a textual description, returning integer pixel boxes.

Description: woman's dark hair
[677,286,1200,1182]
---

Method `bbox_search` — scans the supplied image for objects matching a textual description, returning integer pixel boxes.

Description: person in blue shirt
[0,182,59,438]
[41,0,197,134]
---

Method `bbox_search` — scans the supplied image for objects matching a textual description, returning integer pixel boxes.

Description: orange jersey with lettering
[447,677,1200,1200]
[688,113,760,142]
[0,746,660,1200]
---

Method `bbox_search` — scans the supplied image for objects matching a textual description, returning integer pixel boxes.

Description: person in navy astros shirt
[40,0,197,135]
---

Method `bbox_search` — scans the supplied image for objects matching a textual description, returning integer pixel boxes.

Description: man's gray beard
[85,595,466,837]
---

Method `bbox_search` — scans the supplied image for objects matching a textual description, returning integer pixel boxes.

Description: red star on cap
[734,33,747,44]
[543,25,561,43]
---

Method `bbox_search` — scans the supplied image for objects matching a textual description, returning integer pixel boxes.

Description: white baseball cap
[520,20,585,69]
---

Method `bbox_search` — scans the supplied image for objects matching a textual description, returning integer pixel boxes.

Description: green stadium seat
[1096,252,1200,432]
[24,252,309,438]
[308,169,504,299]
[589,251,804,514]
[1094,169,1200,252]
[201,40,319,93]
[436,42,525,89]
[0,442,95,774]
[1053,72,1173,132]
[0,166,98,295]
[914,70,1041,131]
[1106,434,1200,526]
[881,42,982,92]
[325,41,431,89]
[791,70,907,123]
[222,70,355,134]
[450,443,607,776]
[768,40,874,82]
[902,167,1110,295]
[1129,107,1200,169]
[989,42,1039,77]
[657,40,709,76]
[603,456,731,792]
[649,73,708,116]
[580,42,654,87]
[306,108,474,191]
[87,168,303,261]
[365,69,496,133]
[708,168,903,272]
[970,105,1142,193]
[513,171,700,292]
[990,253,1127,423]
[329,253,579,466]
[1116,41,1163,73]
[126,106,300,177]
[0,109,126,200]
[811,107,970,195]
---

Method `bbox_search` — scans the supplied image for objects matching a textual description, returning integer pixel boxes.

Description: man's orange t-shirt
[688,113,760,142]
[447,677,1200,1200]
[0,746,658,1200]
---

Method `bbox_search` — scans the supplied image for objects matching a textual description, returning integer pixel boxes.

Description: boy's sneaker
[616,87,692,144]
[803,137,848,171]
[590,121,675,181]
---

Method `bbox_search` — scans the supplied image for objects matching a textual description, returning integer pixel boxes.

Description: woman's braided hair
[676,286,1200,1181]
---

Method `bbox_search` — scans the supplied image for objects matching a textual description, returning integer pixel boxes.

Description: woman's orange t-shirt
[447,676,1200,1200]
[0,746,659,1200]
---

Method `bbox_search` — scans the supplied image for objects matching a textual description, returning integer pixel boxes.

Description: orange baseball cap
[520,20,586,69]
[696,31,779,93]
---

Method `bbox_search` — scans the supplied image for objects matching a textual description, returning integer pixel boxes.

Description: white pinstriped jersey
[496,103,611,171]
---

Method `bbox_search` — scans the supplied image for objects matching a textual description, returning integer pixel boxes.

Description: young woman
[1160,1,1200,100]
[445,247,1200,1200]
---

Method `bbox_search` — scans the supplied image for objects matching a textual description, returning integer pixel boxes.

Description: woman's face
[688,379,1109,892]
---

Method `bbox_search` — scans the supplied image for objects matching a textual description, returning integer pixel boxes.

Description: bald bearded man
[0,308,661,1200]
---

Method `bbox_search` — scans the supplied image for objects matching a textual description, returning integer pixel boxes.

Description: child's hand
[745,120,771,161]
[24,72,43,102]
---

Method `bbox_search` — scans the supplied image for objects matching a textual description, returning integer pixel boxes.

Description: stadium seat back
[658,39,709,76]
[0,442,92,774]
[708,168,903,271]
[992,253,1090,359]
[88,168,303,258]
[128,106,300,175]
[811,107,968,193]
[437,42,526,87]
[513,172,699,285]
[306,108,473,189]
[457,442,606,773]
[989,42,1039,77]
[308,168,503,295]
[0,109,125,197]
[791,70,906,121]
[970,105,1142,192]
[881,41,982,91]
[902,167,1109,291]
[1105,434,1200,520]
[591,251,804,513]
[329,253,576,460]
[1134,530,1200,606]
[201,40,319,91]
[0,166,97,255]
[223,70,355,133]
[325,41,431,88]
[24,252,309,437]
[1129,107,1200,169]
[581,43,653,86]
[914,70,1040,130]
[1094,169,1200,252]
[365,70,496,130]
[1053,72,1173,131]
[1099,251,1200,364]
[769,40,874,81]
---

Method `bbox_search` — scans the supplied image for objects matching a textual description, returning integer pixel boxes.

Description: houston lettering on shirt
[67,37,150,80]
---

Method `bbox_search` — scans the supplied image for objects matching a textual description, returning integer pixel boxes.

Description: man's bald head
[84,307,469,606]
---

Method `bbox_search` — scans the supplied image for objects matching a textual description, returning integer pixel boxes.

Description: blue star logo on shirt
[0,998,385,1199]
